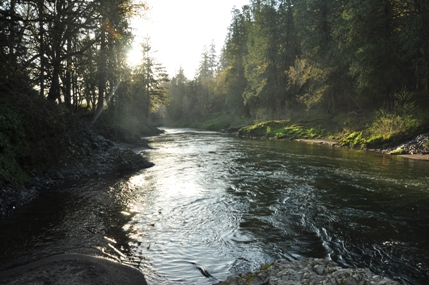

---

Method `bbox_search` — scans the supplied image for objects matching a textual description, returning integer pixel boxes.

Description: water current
[1,128,428,285]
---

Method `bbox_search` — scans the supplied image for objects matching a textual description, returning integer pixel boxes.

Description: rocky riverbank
[295,132,429,160]
[296,133,429,160]
[0,129,153,219]
[382,132,429,156]
[0,90,157,220]
[216,258,401,285]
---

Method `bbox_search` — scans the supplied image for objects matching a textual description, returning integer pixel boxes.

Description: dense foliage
[165,0,429,138]
[0,0,169,185]
[0,0,168,131]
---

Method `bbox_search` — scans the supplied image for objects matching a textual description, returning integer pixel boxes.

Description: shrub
[370,109,420,136]
[339,132,365,147]
[0,107,30,185]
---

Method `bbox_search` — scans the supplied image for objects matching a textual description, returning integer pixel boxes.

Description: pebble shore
[216,258,401,285]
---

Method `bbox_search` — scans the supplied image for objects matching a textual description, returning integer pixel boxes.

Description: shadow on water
[0,172,144,271]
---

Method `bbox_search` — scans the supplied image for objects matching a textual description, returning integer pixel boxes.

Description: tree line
[0,0,168,132]
[166,0,429,124]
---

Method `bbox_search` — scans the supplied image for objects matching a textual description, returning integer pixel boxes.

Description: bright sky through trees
[128,0,250,78]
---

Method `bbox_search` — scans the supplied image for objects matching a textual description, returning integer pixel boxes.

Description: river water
[1,128,429,285]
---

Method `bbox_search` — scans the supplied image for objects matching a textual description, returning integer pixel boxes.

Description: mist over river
[1,128,428,285]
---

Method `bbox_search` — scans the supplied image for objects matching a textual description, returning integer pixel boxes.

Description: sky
[129,0,250,79]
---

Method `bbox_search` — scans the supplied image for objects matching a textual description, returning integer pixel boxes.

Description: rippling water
[0,128,428,285]
[121,128,429,285]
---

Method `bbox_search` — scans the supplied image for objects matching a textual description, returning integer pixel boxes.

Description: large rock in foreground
[216,258,401,285]
[0,253,147,285]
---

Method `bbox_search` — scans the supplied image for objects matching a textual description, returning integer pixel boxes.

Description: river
[1,128,428,285]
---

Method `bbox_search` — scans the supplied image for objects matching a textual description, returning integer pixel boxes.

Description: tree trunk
[38,0,45,97]
[65,37,72,107]
[47,54,61,102]
[96,29,106,115]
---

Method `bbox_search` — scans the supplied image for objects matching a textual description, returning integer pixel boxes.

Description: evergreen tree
[293,0,353,113]
[398,0,429,92]
[336,0,402,107]
[197,46,212,80]
[244,0,284,117]
[166,67,188,121]
[218,7,251,117]
[131,38,169,124]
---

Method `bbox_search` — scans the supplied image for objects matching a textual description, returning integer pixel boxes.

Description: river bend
[1,128,428,285]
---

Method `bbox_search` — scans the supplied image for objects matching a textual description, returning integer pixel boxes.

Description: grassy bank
[167,105,429,151]
[238,108,429,150]
[238,120,329,140]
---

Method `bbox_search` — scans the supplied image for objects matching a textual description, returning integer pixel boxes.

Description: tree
[336,0,402,107]
[0,0,29,93]
[166,67,188,121]
[243,0,285,117]
[290,0,368,114]
[397,0,429,92]
[197,45,212,80]
[218,7,251,117]
[131,38,169,123]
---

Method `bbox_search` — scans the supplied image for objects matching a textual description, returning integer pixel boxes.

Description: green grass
[390,148,406,155]
[238,120,328,139]
[238,105,429,149]
[336,104,428,149]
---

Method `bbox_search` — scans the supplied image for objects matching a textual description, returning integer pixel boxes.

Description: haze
[131,0,250,78]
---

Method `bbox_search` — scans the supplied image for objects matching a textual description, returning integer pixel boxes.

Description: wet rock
[0,254,148,285]
[313,264,325,275]
[215,258,402,285]
[0,186,38,218]
[387,132,429,155]
[55,171,65,179]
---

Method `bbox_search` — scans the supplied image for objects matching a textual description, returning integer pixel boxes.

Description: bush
[370,109,420,136]
[0,106,30,185]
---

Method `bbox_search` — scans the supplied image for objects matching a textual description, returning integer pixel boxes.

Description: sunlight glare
[126,47,142,67]
[128,173,146,187]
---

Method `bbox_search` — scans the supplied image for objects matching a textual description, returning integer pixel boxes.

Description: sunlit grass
[238,120,327,139]
[238,96,429,150]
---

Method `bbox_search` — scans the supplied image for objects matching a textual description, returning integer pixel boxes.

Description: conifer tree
[219,7,251,117]
[244,0,284,116]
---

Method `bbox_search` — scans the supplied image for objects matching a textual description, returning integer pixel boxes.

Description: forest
[1,0,429,185]
[165,0,429,141]
[0,0,168,131]
[0,0,167,187]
